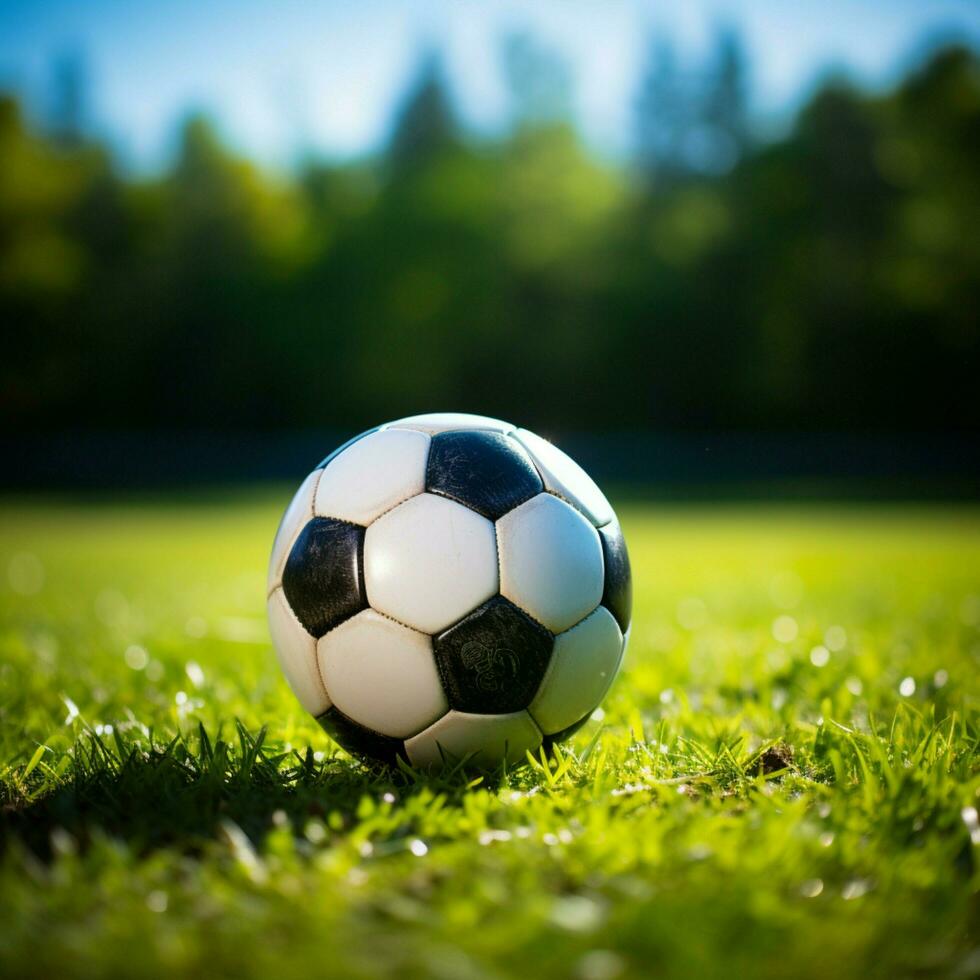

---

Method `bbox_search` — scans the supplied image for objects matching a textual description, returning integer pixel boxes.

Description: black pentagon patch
[426,430,542,520]
[434,596,553,714]
[542,712,593,756]
[282,517,366,638]
[598,518,632,632]
[315,426,379,470]
[317,706,406,768]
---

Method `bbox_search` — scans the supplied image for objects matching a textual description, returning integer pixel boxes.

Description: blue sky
[1,0,978,169]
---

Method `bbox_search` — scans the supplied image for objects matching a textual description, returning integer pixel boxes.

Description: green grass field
[1,494,978,979]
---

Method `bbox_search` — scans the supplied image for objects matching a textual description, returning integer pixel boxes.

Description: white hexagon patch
[497,493,604,633]
[529,605,623,735]
[314,428,430,526]
[317,609,448,739]
[363,493,498,634]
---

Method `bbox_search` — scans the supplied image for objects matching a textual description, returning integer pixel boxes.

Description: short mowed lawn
[1,494,978,979]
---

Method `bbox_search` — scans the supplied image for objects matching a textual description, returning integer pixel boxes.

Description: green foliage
[1,44,978,435]
[1,496,978,977]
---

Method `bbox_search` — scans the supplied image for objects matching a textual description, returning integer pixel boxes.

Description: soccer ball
[267,412,631,769]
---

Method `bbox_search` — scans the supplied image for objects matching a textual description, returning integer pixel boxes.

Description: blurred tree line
[1,37,977,435]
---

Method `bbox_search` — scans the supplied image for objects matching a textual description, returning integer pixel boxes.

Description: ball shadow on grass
[0,721,512,860]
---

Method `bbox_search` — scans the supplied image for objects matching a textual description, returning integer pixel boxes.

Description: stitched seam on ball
[515,433,612,529]
[542,486,597,527]
[309,457,341,520]
[528,606,603,734]
[362,433,432,524]
[367,606,432,637]
[566,604,602,635]
[524,610,584,728]
[512,431,547,484]
[501,594,552,638]
[311,462,328,512]
[492,521,503,599]
[526,659,557,727]
[367,487,427,525]
[266,470,323,600]
[431,634,459,710]
[523,709,544,740]
[537,475,613,529]
[401,706,447,743]
[320,704,408,762]
[316,432,431,526]
[270,585,331,707]
[505,431,546,506]
[311,640,331,707]
[426,485,496,520]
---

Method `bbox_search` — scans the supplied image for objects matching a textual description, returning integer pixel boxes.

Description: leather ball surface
[267,413,631,769]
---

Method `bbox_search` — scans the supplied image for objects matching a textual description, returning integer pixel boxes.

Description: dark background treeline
[2,38,978,443]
